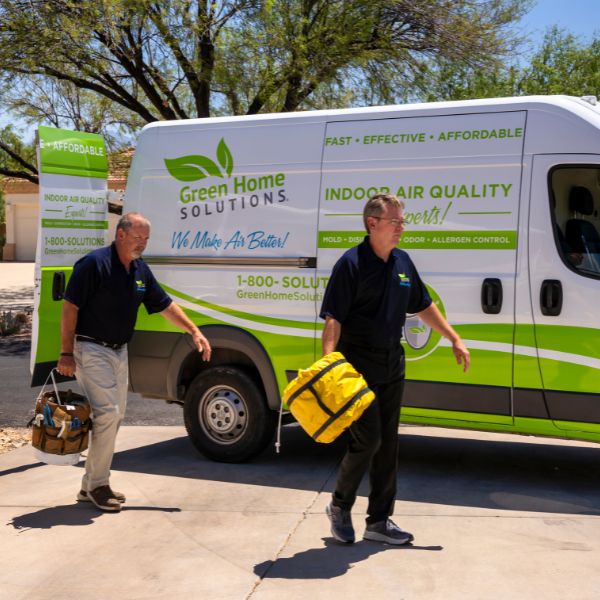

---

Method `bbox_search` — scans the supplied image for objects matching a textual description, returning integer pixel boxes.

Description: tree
[0,125,38,183]
[518,28,600,96]
[0,0,531,182]
[422,27,600,101]
[0,0,530,120]
[4,77,144,149]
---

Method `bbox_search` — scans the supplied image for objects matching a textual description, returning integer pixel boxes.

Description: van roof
[141,95,599,131]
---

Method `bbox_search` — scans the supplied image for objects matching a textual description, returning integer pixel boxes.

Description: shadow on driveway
[108,424,600,516]
[255,538,443,580]
[9,503,182,531]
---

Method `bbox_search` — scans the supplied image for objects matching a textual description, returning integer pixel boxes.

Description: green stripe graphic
[318,230,517,249]
[161,283,320,331]
[42,219,108,229]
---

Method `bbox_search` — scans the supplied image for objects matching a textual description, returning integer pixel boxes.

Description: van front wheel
[183,367,276,463]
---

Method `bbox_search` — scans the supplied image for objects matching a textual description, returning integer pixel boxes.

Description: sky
[1,0,599,140]
[519,0,600,45]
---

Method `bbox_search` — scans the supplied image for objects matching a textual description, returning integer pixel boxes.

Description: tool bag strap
[311,386,373,441]
[275,357,348,454]
[286,358,347,408]
[27,369,62,427]
[37,368,63,405]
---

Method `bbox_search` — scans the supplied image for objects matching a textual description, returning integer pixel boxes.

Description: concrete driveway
[0,261,34,311]
[2,424,600,600]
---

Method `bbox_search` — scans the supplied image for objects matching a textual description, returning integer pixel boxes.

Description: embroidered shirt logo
[136,279,146,292]
[398,273,411,287]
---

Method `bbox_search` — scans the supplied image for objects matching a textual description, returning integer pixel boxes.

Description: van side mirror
[52,271,65,301]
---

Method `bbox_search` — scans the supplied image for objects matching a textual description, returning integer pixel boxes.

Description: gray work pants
[74,340,128,492]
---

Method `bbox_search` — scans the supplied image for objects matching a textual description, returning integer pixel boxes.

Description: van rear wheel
[183,367,276,463]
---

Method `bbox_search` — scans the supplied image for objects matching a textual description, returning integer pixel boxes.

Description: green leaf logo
[409,326,427,334]
[216,138,234,177]
[165,139,235,182]
[164,155,223,182]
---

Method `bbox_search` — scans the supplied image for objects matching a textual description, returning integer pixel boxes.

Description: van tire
[183,367,276,463]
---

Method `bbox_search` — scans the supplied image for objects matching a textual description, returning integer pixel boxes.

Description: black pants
[333,340,405,524]
[332,378,404,524]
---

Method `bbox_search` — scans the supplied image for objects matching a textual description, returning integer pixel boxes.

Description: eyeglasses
[371,216,406,227]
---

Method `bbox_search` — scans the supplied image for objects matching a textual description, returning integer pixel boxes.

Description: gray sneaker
[326,502,355,543]
[364,519,414,545]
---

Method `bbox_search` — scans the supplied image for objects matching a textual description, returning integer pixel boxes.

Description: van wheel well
[178,347,265,401]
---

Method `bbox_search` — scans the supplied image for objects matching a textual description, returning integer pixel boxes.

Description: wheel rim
[198,384,248,445]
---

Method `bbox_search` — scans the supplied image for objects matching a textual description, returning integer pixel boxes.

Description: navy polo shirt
[320,236,431,350]
[65,243,172,345]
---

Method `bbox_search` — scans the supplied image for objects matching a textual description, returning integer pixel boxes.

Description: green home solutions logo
[164,138,287,218]
[403,284,445,360]
[165,138,234,182]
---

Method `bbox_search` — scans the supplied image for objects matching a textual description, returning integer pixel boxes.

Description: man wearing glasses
[320,193,470,545]
[56,212,212,513]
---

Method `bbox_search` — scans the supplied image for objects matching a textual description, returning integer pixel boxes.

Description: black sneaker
[77,487,126,503]
[87,485,122,512]
[326,502,355,543]
[364,519,414,545]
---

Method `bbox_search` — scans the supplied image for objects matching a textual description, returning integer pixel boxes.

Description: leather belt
[76,335,125,350]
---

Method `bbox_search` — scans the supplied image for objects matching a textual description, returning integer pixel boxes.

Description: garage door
[15,204,38,261]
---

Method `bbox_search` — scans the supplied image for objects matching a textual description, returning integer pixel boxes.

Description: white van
[34,95,600,462]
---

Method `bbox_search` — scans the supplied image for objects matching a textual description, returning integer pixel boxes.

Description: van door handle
[481,278,502,314]
[52,271,65,301]
[540,279,562,316]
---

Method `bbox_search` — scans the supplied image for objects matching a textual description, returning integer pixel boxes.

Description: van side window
[550,167,600,277]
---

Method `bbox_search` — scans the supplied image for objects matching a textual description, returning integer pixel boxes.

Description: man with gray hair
[56,212,212,512]
[320,193,470,544]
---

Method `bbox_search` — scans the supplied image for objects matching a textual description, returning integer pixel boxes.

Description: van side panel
[317,110,526,424]
[125,120,327,404]
[121,97,600,455]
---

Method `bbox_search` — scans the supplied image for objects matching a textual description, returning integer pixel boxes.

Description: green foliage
[519,28,600,96]
[424,27,600,101]
[3,77,143,150]
[0,0,530,120]
[0,125,38,183]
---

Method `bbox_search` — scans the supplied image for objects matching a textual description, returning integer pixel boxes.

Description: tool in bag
[28,369,91,465]
[276,351,375,451]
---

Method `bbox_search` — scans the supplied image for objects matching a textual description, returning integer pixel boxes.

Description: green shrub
[0,311,24,336]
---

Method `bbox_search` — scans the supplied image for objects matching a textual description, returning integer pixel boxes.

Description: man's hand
[417,303,470,373]
[191,329,212,362]
[160,302,212,361]
[452,339,470,372]
[57,354,76,377]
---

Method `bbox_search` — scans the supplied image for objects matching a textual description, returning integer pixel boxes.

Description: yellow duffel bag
[283,352,375,443]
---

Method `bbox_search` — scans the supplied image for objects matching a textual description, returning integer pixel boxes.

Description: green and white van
[33,96,600,462]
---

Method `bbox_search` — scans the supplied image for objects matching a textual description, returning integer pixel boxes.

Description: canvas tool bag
[29,370,91,462]
[280,351,375,445]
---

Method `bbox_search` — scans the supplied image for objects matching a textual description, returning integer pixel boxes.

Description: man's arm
[322,316,341,356]
[160,302,212,361]
[56,300,79,377]
[417,303,470,372]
